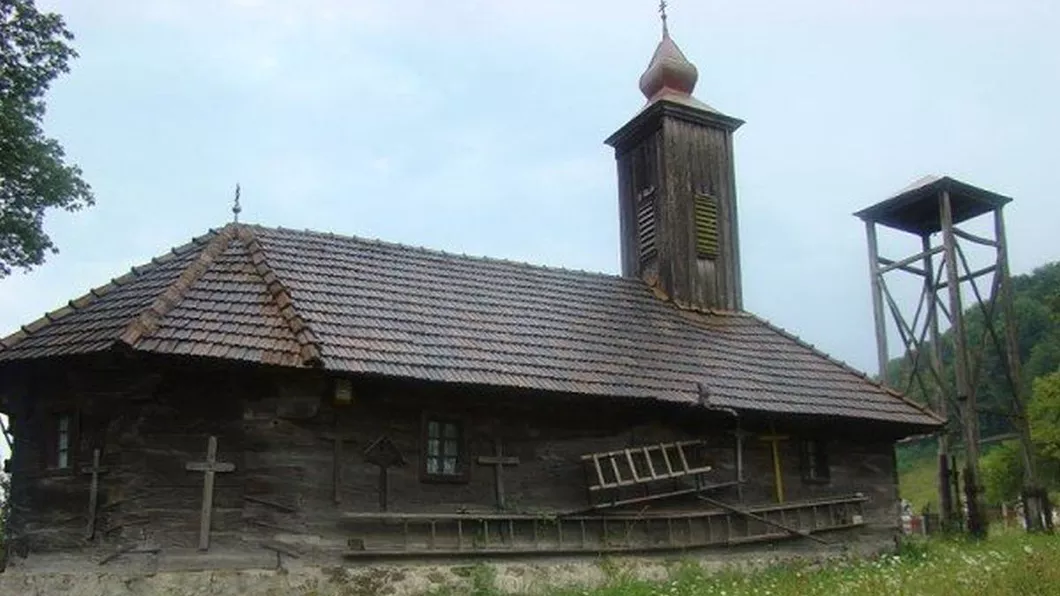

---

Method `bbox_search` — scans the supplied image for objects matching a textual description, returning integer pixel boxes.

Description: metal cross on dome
[232,183,242,223]
[659,0,669,35]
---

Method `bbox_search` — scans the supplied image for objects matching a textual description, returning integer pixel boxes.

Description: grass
[538,530,1060,596]
[899,451,940,512]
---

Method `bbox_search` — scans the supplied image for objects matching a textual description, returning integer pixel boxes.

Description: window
[800,439,829,483]
[57,413,71,469]
[44,411,76,470]
[422,417,466,482]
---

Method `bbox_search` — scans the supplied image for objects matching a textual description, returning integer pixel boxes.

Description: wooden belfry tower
[855,175,1047,535]
[605,2,744,311]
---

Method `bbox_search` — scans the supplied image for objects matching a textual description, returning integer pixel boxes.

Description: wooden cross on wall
[728,429,750,503]
[758,429,789,504]
[81,448,108,541]
[477,438,519,510]
[185,435,235,551]
[363,436,405,512]
[319,429,356,505]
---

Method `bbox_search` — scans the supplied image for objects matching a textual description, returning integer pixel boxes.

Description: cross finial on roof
[232,183,242,224]
[659,0,669,37]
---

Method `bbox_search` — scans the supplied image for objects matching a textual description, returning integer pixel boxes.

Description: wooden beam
[936,264,997,291]
[701,496,831,544]
[865,221,890,382]
[877,245,944,276]
[941,190,985,537]
[952,226,999,248]
[923,234,953,524]
[877,257,927,277]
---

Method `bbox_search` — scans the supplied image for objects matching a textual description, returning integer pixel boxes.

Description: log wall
[3,354,901,561]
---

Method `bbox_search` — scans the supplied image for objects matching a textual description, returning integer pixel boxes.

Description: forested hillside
[895,261,1060,509]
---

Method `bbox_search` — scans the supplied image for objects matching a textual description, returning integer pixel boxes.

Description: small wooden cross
[758,431,789,504]
[319,430,356,504]
[364,436,405,512]
[185,435,235,551]
[476,438,519,510]
[81,448,108,541]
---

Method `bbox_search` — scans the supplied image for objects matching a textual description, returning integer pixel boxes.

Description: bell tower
[605,7,744,311]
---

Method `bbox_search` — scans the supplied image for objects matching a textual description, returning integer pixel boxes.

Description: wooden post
[185,435,236,551]
[922,234,954,525]
[865,221,890,384]
[81,448,108,541]
[758,431,788,503]
[940,190,985,538]
[995,207,1047,531]
[477,438,520,510]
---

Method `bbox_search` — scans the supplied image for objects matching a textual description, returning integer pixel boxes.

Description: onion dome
[638,30,699,103]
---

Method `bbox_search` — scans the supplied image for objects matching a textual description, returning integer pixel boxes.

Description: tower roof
[854,175,1012,235]
[638,30,699,103]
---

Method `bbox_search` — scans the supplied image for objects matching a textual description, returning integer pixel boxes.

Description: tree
[981,440,1023,504]
[0,0,93,277]
[1029,371,1060,462]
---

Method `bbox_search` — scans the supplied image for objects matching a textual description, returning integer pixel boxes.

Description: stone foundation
[0,530,897,596]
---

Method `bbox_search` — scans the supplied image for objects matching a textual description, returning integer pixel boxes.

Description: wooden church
[0,18,940,570]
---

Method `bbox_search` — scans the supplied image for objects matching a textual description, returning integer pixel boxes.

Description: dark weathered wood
[260,540,302,558]
[476,438,519,510]
[940,190,985,537]
[9,357,907,559]
[364,436,404,512]
[185,435,236,551]
[98,543,161,566]
[244,494,297,514]
[319,430,356,505]
[80,448,107,540]
[730,428,749,502]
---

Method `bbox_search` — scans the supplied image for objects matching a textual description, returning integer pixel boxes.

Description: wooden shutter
[695,194,719,259]
[637,188,657,262]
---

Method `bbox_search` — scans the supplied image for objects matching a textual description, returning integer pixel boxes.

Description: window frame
[419,413,469,484]
[41,409,79,473]
[799,438,830,484]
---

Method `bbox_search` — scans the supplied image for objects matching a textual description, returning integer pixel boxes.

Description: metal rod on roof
[232,183,242,224]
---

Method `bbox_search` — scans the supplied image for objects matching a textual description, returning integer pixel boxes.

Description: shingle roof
[0,223,941,429]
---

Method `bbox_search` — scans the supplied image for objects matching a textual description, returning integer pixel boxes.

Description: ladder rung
[661,445,675,475]
[624,449,640,482]
[609,455,623,486]
[642,446,658,479]
[676,442,691,472]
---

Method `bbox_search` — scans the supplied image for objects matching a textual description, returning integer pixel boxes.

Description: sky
[1,0,1058,376]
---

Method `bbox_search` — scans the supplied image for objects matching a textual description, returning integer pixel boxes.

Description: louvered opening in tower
[637,187,657,262]
[695,194,719,258]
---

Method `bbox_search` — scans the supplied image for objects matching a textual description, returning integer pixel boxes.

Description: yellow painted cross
[758,430,789,503]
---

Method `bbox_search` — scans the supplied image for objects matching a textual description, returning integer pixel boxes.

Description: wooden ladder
[582,440,710,492]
